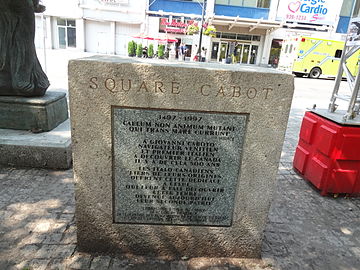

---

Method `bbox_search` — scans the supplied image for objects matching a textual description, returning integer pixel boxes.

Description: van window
[335,49,342,58]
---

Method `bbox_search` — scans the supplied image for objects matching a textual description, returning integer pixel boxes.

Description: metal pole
[329,0,358,112]
[41,13,47,73]
[345,65,360,120]
[197,0,207,62]
[329,42,347,112]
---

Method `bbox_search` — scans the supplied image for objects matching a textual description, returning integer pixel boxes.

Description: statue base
[0,119,71,169]
[0,91,68,132]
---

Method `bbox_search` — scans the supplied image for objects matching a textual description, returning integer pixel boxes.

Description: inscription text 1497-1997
[112,108,248,226]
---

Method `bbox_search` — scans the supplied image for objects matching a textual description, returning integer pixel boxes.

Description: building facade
[35,0,146,56]
[146,0,282,65]
[146,0,360,65]
[35,0,360,66]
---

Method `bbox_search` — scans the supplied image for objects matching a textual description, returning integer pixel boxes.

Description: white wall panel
[115,23,140,55]
[85,20,111,54]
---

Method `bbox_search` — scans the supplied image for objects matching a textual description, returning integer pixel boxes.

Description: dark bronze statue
[0,0,50,97]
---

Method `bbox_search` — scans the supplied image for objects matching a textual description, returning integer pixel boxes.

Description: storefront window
[268,39,282,67]
[219,43,228,61]
[237,34,252,40]
[241,44,250,63]
[243,0,257,8]
[250,45,258,64]
[340,0,355,16]
[354,0,360,17]
[211,42,220,60]
[257,0,270,8]
[216,0,229,4]
[222,32,237,39]
[340,0,360,17]
[215,0,270,8]
[213,40,259,64]
[215,32,260,41]
[229,0,243,6]
[339,0,360,17]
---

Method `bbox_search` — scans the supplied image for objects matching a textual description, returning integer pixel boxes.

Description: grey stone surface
[0,91,68,131]
[113,107,247,226]
[0,119,72,169]
[68,56,294,258]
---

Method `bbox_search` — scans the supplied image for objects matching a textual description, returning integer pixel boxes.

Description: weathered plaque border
[111,106,249,227]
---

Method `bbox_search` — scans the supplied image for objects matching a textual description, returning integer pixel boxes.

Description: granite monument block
[69,56,294,258]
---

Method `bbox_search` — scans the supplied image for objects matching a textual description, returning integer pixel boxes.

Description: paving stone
[65,252,92,269]
[27,258,51,270]
[47,258,67,270]
[19,244,41,259]
[58,213,74,222]
[32,221,52,233]
[51,222,69,234]
[108,258,128,270]
[169,261,188,270]
[53,244,76,258]
[90,255,111,269]
[18,233,47,246]
[126,261,171,270]
[43,233,63,244]
[35,244,59,259]
[61,230,77,245]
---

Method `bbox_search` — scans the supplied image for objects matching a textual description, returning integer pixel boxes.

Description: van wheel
[294,72,304,77]
[309,67,322,79]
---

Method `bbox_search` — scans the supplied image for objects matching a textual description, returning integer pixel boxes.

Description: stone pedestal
[0,91,71,169]
[69,56,294,258]
[0,91,68,132]
[0,120,72,169]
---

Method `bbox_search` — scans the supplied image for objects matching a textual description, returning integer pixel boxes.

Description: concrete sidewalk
[1,50,360,269]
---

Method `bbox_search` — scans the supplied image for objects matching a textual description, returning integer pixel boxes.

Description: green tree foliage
[136,43,143,57]
[127,40,136,56]
[158,44,165,59]
[204,25,216,37]
[148,44,154,58]
[187,23,199,35]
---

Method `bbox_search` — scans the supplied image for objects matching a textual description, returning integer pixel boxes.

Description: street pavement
[263,79,360,270]
[1,50,360,269]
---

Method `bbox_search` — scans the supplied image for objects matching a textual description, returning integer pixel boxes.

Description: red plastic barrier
[293,111,360,196]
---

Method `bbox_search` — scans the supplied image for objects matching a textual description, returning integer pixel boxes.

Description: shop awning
[209,15,282,33]
[132,35,178,43]
[133,35,154,40]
